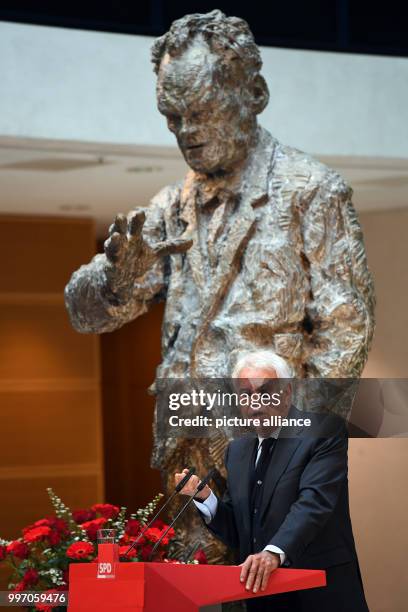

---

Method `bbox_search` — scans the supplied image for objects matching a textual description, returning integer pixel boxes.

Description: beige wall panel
[0,216,94,294]
[0,475,101,540]
[0,215,103,552]
[349,439,408,612]
[0,390,100,466]
[0,303,97,380]
[360,210,408,378]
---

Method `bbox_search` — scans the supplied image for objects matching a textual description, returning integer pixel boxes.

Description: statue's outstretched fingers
[153,238,193,257]
[104,232,124,263]
[128,209,146,237]
[114,213,128,235]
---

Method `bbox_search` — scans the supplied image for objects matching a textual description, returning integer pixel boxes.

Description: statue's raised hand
[103,209,192,304]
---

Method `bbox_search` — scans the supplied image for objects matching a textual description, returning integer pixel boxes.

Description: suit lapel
[206,199,229,268]
[259,437,301,521]
[179,178,206,292]
[234,427,303,533]
[201,197,257,321]
[234,437,257,536]
[179,183,257,305]
[260,418,306,522]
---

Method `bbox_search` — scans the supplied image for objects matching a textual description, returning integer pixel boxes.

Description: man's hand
[174,468,211,501]
[103,209,192,303]
[240,551,280,593]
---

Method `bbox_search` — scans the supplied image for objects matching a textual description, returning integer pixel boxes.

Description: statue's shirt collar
[180,127,277,213]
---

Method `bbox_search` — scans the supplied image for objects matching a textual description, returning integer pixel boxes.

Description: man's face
[237,366,291,436]
[156,37,256,174]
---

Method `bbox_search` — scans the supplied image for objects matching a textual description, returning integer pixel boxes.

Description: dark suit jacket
[205,413,359,569]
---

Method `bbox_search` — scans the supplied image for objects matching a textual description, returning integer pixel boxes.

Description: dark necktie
[254,438,275,479]
[250,437,276,511]
[250,438,276,550]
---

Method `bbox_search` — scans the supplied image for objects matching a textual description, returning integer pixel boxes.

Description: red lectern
[68,562,326,611]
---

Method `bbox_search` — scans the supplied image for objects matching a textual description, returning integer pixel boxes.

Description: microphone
[148,468,216,561]
[124,467,195,557]
[175,467,197,493]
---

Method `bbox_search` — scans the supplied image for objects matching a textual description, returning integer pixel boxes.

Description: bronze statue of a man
[65,10,375,560]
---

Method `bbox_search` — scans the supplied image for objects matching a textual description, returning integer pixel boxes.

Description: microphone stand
[148,469,215,561]
[124,467,195,557]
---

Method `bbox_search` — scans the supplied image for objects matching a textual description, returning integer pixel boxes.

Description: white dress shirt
[194,432,286,565]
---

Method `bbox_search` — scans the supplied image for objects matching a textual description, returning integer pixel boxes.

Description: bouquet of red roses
[0,488,206,611]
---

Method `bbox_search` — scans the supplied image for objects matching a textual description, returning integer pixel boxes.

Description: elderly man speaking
[175,350,369,612]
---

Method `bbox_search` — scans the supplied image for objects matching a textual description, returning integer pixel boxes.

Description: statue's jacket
[65,127,375,464]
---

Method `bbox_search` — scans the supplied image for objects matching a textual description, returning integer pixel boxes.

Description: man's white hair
[231,349,293,379]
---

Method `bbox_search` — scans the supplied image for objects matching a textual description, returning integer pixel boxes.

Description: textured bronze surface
[65,11,375,561]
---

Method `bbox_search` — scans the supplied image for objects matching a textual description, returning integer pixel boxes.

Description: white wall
[1,21,408,157]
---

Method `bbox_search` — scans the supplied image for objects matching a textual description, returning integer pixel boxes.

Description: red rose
[23,526,52,543]
[6,540,29,559]
[35,589,62,611]
[119,545,138,559]
[47,517,69,535]
[33,519,52,528]
[120,534,142,549]
[0,545,6,561]
[140,544,153,561]
[125,519,141,537]
[48,530,61,546]
[144,526,175,547]
[144,527,162,543]
[194,549,208,564]
[73,509,96,524]
[66,541,94,560]
[35,605,52,612]
[23,568,39,586]
[80,517,107,540]
[162,526,175,540]
[151,519,166,530]
[92,504,120,520]
[13,580,26,592]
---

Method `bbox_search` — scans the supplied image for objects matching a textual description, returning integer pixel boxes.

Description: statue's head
[152,10,269,175]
